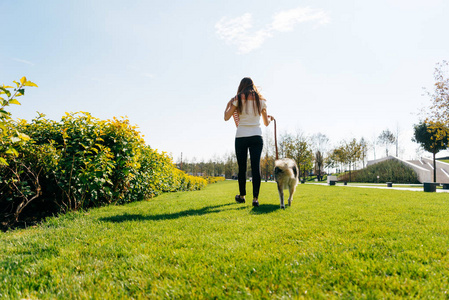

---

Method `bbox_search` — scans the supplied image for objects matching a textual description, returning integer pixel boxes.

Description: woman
[224,77,273,207]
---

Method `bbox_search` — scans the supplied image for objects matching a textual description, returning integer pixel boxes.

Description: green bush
[1,112,207,226]
[338,160,420,183]
[204,176,226,184]
[127,146,207,201]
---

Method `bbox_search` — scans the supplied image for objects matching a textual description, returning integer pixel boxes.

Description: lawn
[1,181,449,299]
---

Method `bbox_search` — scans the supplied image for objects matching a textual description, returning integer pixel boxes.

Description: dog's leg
[288,181,296,206]
[277,182,285,209]
[288,180,297,206]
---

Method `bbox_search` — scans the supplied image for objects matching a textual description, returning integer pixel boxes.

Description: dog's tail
[274,166,282,176]
[292,165,298,179]
[274,166,283,181]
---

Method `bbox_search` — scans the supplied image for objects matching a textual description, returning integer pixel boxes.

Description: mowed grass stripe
[1,181,449,299]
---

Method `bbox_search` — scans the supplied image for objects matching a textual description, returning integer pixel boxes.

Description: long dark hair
[236,77,262,115]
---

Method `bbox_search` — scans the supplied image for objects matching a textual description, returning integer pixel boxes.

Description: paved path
[308,182,449,193]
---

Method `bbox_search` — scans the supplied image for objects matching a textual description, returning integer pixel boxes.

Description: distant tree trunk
[396,138,398,157]
[265,152,268,182]
[433,151,437,183]
[348,163,351,182]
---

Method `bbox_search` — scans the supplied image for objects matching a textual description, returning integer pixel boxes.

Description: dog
[274,158,299,209]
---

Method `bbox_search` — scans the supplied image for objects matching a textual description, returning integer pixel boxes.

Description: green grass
[1,181,449,299]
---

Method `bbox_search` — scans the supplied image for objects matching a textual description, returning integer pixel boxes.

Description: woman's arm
[224,99,236,121]
[261,109,273,126]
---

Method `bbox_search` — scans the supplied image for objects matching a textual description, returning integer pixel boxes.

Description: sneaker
[252,199,259,207]
[235,195,245,203]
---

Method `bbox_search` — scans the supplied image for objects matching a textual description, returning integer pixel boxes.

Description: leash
[273,117,279,160]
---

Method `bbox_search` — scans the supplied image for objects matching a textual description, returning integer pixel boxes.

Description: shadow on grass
[251,204,280,214]
[99,203,246,223]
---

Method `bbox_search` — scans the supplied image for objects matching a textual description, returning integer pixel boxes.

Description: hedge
[1,112,207,227]
[338,160,420,184]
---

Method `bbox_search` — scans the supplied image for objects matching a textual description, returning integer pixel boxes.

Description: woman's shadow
[99,203,248,223]
[99,202,281,223]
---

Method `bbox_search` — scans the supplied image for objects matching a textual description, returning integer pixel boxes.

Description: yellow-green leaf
[2,85,13,89]
[24,81,38,87]
[20,76,27,85]
[17,132,30,141]
[13,81,20,88]
[0,87,11,97]
[5,147,19,156]
[0,157,8,166]
[9,99,21,105]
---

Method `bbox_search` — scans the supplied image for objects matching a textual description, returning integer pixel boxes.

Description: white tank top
[232,97,267,138]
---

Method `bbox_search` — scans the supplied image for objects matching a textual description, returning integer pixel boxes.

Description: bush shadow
[99,203,245,223]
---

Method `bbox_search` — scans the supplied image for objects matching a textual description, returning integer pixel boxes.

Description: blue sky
[1,0,448,162]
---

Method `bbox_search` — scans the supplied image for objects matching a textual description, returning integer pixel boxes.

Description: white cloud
[215,6,330,54]
[271,7,330,32]
[215,13,253,44]
[13,58,35,66]
[215,13,266,54]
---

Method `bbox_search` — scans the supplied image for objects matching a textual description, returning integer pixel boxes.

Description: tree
[324,151,338,174]
[311,133,329,154]
[344,138,363,182]
[419,60,449,183]
[412,121,448,182]
[331,146,348,176]
[359,137,368,168]
[395,123,400,157]
[314,150,324,181]
[281,132,313,181]
[261,154,275,181]
[223,152,237,179]
[311,133,329,180]
[378,129,396,157]
[426,60,449,140]
[278,132,291,159]
[330,138,363,182]
[370,134,378,160]
[261,128,275,181]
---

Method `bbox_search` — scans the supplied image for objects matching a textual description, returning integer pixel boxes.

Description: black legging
[235,135,263,199]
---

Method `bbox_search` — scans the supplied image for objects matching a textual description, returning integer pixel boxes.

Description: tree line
[177,129,402,182]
